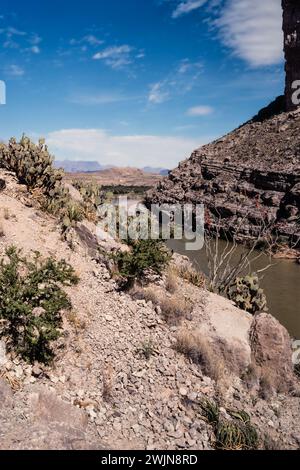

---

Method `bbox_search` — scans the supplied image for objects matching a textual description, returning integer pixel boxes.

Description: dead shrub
[175,329,224,381]
[130,286,160,306]
[258,371,275,400]
[3,208,10,220]
[242,363,261,391]
[0,221,4,237]
[165,268,178,294]
[102,363,114,401]
[160,297,193,325]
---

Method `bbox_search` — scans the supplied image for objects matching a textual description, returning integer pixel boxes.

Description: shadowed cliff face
[283,0,300,111]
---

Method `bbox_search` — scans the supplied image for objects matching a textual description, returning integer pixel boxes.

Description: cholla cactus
[227,274,267,314]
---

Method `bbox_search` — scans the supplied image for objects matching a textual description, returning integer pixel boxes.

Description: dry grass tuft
[66,311,86,332]
[165,268,178,294]
[0,221,4,237]
[3,208,10,220]
[102,363,114,401]
[160,296,193,325]
[175,264,206,288]
[175,329,224,381]
[130,285,193,325]
[130,286,161,306]
[259,371,275,400]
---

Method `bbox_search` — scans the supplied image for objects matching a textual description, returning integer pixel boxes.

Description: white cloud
[29,34,42,45]
[70,34,104,47]
[93,45,134,69]
[69,92,135,105]
[187,105,214,116]
[29,45,40,54]
[5,64,25,77]
[216,0,283,67]
[172,0,207,19]
[148,59,203,104]
[0,27,42,54]
[45,128,208,168]
[82,35,104,46]
[149,82,170,104]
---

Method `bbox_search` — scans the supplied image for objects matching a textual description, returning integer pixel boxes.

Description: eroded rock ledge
[146,109,300,247]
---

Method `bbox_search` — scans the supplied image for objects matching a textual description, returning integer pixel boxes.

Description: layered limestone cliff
[146,109,300,247]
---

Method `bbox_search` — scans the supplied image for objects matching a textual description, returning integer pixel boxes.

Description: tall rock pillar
[282,0,300,110]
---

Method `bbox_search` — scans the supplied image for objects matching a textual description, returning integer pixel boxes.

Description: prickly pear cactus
[227,274,267,315]
[0,135,84,228]
[0,135,64,195]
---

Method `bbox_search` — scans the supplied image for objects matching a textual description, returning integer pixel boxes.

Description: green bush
[0,246,79,363]
[227,273,267,314]
[113,239,171,288]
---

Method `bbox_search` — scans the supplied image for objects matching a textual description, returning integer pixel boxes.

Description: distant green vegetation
[102,185,151,195]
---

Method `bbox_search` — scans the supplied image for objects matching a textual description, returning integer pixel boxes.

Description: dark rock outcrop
[146,109,300,247]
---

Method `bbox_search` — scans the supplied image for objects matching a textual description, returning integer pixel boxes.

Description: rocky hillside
[146,108,300,249]
[0,165,300,450]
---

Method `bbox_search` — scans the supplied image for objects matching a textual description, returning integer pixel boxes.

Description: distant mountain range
[142,167,170,176]
[55,160,169,175]
[55,161,109,173]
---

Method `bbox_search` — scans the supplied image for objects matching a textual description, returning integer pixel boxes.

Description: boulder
[0,387,102,450]
[249,313,295,392]
[30,388,88,429]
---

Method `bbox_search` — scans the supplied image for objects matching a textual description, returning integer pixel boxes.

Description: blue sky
[0,0,284,168]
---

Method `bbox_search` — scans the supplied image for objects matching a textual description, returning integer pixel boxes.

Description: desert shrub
[160,297,193,325]
[113,239,171,288]
[0,246,79,363]
[130,286,160,305]
[102,184,151,195]
[227,273,267,314]
[175,265,206,288]
[165,268,178,293]
[176,329,223,381]
[200,399,259,450]
[138,339,157,360]
[61,201,84,231]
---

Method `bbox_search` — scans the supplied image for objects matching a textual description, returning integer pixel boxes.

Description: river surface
[167,238,300,339]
